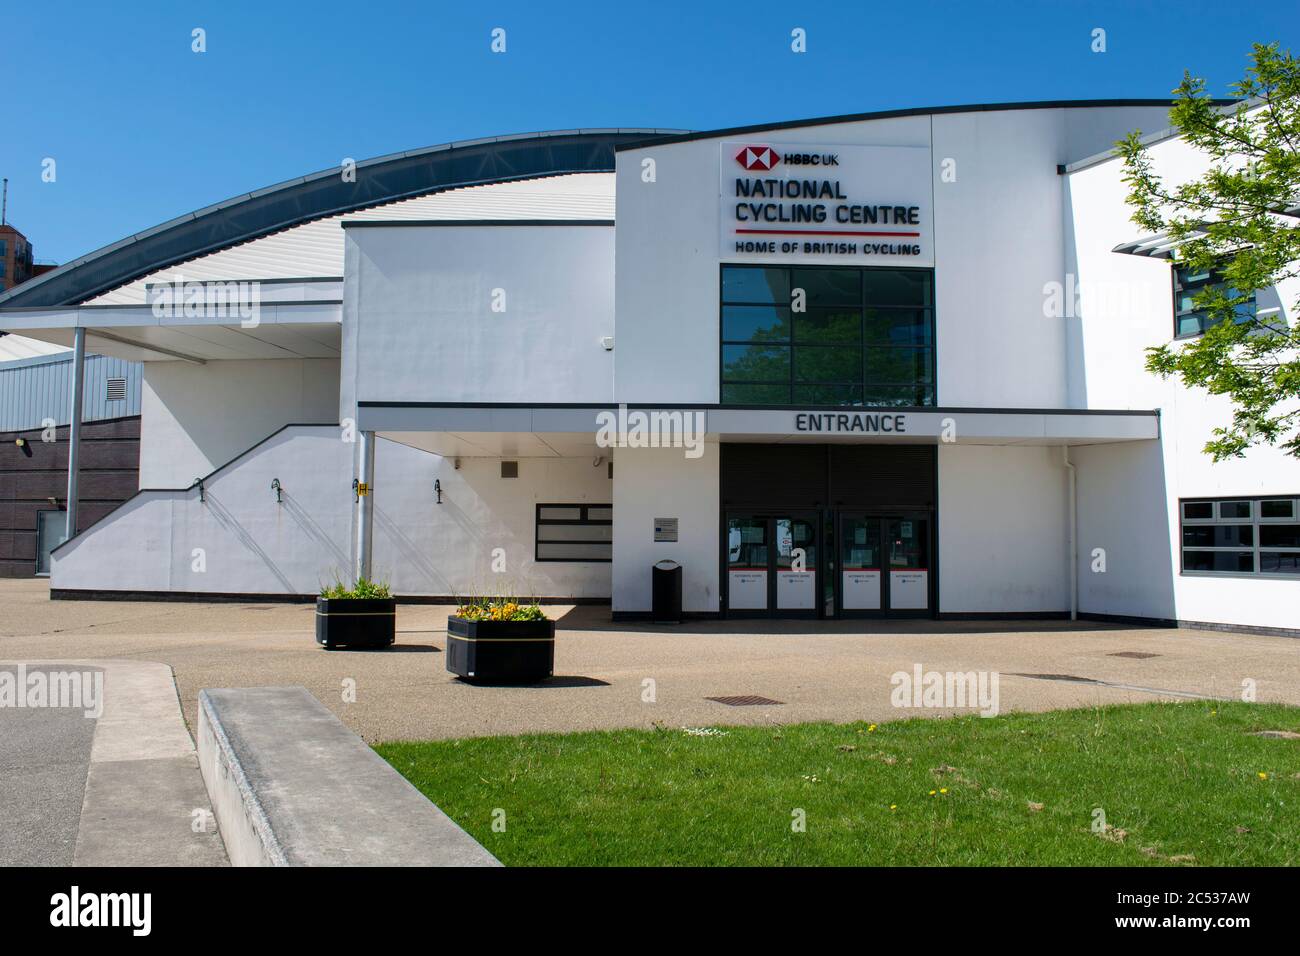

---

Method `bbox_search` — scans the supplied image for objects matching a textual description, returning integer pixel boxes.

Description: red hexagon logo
[735,145,779,171]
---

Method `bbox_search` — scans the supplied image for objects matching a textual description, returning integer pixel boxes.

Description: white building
[0,104,1295,634]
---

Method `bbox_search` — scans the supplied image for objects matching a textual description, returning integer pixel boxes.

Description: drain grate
[1008,673,1100,684]
[707,695,784,707]
[1108,651,1161,660]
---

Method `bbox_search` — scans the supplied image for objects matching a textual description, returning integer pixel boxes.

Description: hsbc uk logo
[735,146,840,170]
[735,145,779,171]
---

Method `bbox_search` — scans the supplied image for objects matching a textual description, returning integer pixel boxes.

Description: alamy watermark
[1042,274,1152,321]
[50,886,150,936]
[890,663,1000,717]
[150,275,262,328]
[0,664,103,718]
[595,404,705,459]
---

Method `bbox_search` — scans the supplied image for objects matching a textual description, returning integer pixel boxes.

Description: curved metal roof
[0,128,683,309]
[612,99,1206,150]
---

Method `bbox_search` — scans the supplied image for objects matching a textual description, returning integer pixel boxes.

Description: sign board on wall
[728,570,767,609]
[842,569,881,610]
[890,570,929,610]
[654,518,678,543]
[720,142,933,265]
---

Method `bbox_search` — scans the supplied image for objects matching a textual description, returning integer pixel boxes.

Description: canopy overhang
[361,404,1160,458]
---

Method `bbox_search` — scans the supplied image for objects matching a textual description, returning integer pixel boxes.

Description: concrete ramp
[198,686,499,867]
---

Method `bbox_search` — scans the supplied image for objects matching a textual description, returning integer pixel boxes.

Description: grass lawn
[376,701,1300,866]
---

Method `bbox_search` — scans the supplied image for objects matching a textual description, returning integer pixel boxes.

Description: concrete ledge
[1078,612,1300,639]
[53,588,609,606]
[197,686,500,867]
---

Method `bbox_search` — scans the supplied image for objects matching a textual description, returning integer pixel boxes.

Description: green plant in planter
[320,577,392,599]
[453,598,548,622]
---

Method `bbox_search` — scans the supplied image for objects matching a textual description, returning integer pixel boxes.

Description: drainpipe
[354,430,375,584]
[64,327,86,542]
[1063,445,1077,621]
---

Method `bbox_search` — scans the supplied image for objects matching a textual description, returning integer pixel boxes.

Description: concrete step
[197,686,499,867]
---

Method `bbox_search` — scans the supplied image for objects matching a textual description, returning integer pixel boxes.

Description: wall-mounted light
[46,496,60,508]
[434,479,443,504]
[15,437,32,458]
[196,479,205,503]
[271,478,282,503]
[453,457,461,471]
[600,336,614,351]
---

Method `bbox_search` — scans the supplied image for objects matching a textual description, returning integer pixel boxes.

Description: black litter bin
[652,560,683,624]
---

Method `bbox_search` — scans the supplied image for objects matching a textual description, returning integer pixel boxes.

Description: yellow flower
[1258,772,1268,780]
[889,804,897,811]
[939,788,948,794]
[868,724,877,732]
[929,789,937,796]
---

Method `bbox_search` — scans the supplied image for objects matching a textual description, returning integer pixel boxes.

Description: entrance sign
[776,570,815,609]
[842,569,881,610]
[721,142,933,265]
[795,412,906,434]
[728,569,767,609]
[890,570,928,609]
[654,517,678,543]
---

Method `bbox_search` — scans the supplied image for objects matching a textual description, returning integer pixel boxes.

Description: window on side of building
[1179,496,1300,576]
[535,504,613,562]
[1171,262,1257,339]
[720,264,935,407]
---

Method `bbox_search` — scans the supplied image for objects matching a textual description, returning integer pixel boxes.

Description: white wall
[345,224,614,410]
[612,444,720,613]
[938,443,1068,613]
[614,116,928,405]
[140,358,338,487]
[372,443,612,599]
[614,106,1172,408]
[55,426,354,594]
[1065,122,1300,631]
[1071,439,1175,620]
[931,109,1066,407]
[54,425,612,599]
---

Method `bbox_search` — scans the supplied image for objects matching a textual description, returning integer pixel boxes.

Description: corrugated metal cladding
[721,444,936,510]
[0,353,142,431]
[88,173,617,304]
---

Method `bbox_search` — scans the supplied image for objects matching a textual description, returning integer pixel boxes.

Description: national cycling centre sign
[720,141,933,265]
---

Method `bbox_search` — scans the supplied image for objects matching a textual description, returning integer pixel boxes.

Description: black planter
[315,597,396,649]
[445,616,555,683]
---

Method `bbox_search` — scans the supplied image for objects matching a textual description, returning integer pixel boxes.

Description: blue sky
[4,0,1296,264]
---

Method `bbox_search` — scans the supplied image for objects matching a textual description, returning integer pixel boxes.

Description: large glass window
[720,265,935,406]
[1172,263,1257,339]
[1179,496,1300,576]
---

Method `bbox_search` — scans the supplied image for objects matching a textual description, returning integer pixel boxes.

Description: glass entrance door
[839,514,883,611]
[773,514,817,613]
[726,516,769,610]
[885,515,930,612]
[836,512,931,616]
[725,513,819,617]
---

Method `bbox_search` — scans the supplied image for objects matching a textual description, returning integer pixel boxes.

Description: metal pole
[65,327,86,541]
[1063,446,1077,621]
[355,430,375,584]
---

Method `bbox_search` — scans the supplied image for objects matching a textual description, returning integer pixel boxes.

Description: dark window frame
[1171,261,1258,341]
[719,263,937,408]
[1179,495,1300,577]
[534,503,613,563]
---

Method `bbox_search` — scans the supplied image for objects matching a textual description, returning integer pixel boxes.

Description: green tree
[1118,42,1300,460]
